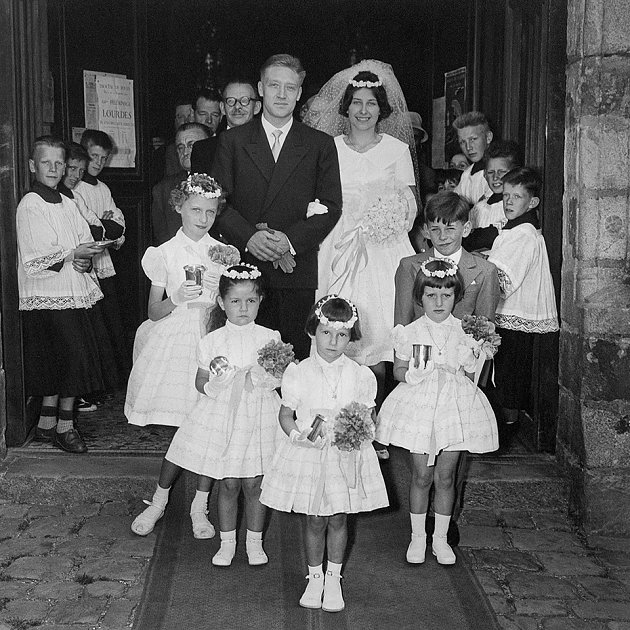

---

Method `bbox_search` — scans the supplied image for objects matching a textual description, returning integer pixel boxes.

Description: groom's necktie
[271,129,283,162]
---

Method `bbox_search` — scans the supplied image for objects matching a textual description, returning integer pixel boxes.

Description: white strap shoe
[299,573,324,609]
[212,539,236,566]
[432,536,456,565]
[322,571,345,613]
[131,500,166,536]
[191,510,215,539]
[406,533,427,563]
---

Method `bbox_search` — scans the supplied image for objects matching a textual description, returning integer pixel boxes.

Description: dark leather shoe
[34,427,55,442]
[53,428,88,453]
[447,521,460,547]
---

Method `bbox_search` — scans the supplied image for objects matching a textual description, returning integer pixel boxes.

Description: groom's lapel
[262,123,309,212]
[244,120,275,182]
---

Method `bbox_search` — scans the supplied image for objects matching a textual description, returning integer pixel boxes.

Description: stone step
[0,449,568,512]
[0,450,162,504]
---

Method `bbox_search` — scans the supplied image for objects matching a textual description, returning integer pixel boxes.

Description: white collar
[225,319,256,334]
[432,247,463,266]
[314,350,346,370]
[261,115,293,139]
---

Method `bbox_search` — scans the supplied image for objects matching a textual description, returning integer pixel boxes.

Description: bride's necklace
[345,134,381,153]
[320,364,342,400]
[425,320,452,356]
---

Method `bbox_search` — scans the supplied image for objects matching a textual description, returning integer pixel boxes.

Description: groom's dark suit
[211,118,342,357]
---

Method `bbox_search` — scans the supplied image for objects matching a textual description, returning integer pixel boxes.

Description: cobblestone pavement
[0,462,628,630]
[0,497,153,630]
[1,394,628,630]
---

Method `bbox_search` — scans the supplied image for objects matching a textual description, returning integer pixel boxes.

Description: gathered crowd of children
[15,100,558,612]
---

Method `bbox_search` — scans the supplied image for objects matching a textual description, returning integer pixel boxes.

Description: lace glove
[289,429,326,450]
[203,368,236,396]
[405,360,435,385]
[202,271,220,295]
[171,280,202,306]
[249,364,280,390]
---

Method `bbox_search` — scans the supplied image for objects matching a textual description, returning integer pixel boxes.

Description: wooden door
[473,0,566,451]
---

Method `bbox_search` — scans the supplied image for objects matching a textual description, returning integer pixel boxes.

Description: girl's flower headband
[420,257,458,278]
[349,78,383,88]
[222,263,261,280]
[183,173,222,199]
[315,294,358,330]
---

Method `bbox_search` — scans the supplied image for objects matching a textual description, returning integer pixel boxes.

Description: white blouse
[197,321,281,371]
[141,229,224,310]
[16,192,103,310]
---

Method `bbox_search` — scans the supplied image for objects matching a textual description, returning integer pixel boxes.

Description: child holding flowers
[125,173,231,428]
[260,295,388,613]
[377,259,498,566]
[132,264,289,570]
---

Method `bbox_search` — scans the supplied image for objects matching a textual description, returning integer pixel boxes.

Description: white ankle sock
[220,529,236,542]
[246,529,262,541]
[190,490,209,514]
[410,512,427,536]
[434,513,452,538]
[153,485,170,507]
[326,561,342,577]
[308,564,323,577]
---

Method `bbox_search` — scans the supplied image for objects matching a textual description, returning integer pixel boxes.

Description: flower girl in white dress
[260,296,388,613]
[132,265,282,569]
[125,174,227,427]
[377,259,498,566]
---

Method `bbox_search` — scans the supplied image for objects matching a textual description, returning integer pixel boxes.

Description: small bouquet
[461,315,502,359]
[332,402,375,452]
[360,180,411,245]
[257,340,296,379]
[207,244,241,268]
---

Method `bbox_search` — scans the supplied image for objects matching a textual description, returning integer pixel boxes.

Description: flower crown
[182,173,222,199]
[222,263,261,280]
[349,78,383,88]
[420,258,458,278]
[315,294,358,330]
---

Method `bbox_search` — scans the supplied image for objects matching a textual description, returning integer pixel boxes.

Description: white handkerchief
[306,199,328,218]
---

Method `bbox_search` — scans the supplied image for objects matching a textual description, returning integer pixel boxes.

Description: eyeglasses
[223,96,258,107]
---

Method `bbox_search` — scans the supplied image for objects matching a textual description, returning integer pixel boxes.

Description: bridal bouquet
[461,315,502,359]
[257,340,296,379]
[332,402,375,452]
[360,180,410,245]
[207,244,241,268]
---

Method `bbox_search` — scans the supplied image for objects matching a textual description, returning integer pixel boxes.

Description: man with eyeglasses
[151,122,209,245]
[191,78,261,175]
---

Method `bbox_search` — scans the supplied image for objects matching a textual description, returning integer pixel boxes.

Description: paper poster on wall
[444,67,467,160]
[432,97,446,168]
[83,70,136,168]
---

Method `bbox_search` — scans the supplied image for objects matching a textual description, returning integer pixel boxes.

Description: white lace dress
[377,315,498,460]
[165,322,282,479]
[317,134,416,366]
[260,353,389,516]
[125,229,223,427]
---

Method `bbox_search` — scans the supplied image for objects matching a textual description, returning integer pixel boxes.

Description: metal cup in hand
[209,356,230,376]
[412,344,432,369]
[307,414,325,442]
[184,264,206,286]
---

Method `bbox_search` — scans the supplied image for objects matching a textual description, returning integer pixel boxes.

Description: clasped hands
[248,223,295,273]
[405,360,435,385]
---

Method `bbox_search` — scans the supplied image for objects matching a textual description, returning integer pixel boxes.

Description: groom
[212,54,342,359]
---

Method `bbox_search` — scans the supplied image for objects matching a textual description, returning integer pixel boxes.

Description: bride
[305,60,418,418]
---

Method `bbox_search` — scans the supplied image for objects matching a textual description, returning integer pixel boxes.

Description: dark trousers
[256,287,314,361]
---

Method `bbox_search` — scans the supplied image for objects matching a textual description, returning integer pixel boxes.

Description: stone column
[558,0,630,535]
